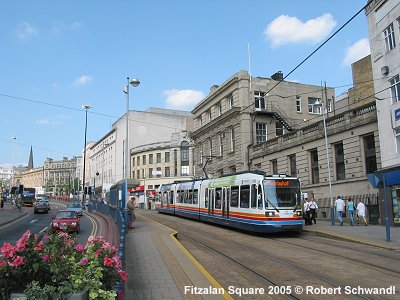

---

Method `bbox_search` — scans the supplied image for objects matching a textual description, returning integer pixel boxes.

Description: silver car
[66,202,83,216]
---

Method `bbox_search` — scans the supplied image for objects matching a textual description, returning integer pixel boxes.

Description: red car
[51,210,80,234]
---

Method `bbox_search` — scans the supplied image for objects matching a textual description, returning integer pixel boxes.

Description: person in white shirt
[303,197,312,225]
[309,198,318,224]
[335,196,345,226]
[356,201,368,226]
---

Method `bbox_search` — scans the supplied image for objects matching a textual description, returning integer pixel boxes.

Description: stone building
[43,157,78,196]
[191,70,335,178]
[365,0,400,225]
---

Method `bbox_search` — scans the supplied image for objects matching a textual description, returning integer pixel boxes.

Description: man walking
[335,196,345,226]
[356,200,368,226]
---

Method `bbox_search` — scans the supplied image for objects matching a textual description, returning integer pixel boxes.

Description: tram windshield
[263,178,301,208]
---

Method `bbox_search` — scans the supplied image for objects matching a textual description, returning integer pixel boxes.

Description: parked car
[66,202,83,216]
[34,200,50,214]
[51,210,80,234]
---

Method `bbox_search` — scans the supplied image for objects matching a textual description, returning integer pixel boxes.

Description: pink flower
[34,241,44,251]
[117,290,124,299]
[42,254,49,262]
[103,257,114,267]
[10,256,24,267]
[74,244,84,252]
[1,243,16,258]
[79,258,89,265]
[118,270,128,281]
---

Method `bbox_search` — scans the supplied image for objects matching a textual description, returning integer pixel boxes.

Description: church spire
[28,146,34,170]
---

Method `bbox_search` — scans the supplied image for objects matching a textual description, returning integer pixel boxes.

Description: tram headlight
[296,211,302,216]
[265,211,275,217]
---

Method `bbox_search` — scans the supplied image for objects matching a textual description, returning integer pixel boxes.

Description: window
[149,168,153,178]
[308,98,321,114]
[200,143,204,164]
[219,133,224,156]
[165,152,170,163]
[240,185,250,208]
[327,99,333,112]
[156,167,162,177]
[230,128,235,151]
[310,149,319,184]
[181,141,189,162]
[364,134,377,174]
[149,154,153,164]
[289,155,296,177]
[229,95,234,108]
[396,128,400,153]
[156,153,161,163]
[254,91,266,110]
[137,170,140,179]
[276,121,284,136]
[208,110,212,122]
[181,166,189,176]
[137,156,140,166]
[208,138,213,157]
[335,143,345,180]
[142,155,146,165]
[390,75,400,104]
[296,96,301,112]
[132,157,135,167]
[256,123,267,144]
[219,102,222,116]
[271,159,278,174]
[165,167,170,177]
[384,23,396,52]
[230,186,239,207]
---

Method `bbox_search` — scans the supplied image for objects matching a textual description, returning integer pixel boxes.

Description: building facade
[366,0,400,225]
[43,157,78,196]
[22,167,44,189]
[191,70,335,178]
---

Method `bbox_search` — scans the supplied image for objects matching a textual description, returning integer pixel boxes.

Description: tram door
[222,187,230,219]
[208,188,215,216]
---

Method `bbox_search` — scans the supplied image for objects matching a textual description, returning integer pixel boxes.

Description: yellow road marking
[142,214,234,300]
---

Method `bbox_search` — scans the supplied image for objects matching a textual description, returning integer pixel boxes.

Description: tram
[155,171,303,233]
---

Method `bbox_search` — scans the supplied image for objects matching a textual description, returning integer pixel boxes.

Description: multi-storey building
[22,167,44,189]
[130,131,195,207]
[88,108,193,197]
[43,157,78,196]
[366,0,400,225]
[191,70,335,178]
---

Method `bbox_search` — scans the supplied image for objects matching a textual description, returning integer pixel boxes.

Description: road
[0,202,99,246]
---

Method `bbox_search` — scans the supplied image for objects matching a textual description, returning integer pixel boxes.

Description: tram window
[205,188,209,208]
[240,185,250,208]
[170,191,174,204]
[251,184,257,208]
[215,188,222,209]
[193,189,198,204]
[230,186,239,207]
[188,190,193,204]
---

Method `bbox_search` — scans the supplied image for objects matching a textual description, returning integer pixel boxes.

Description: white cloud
[264,13,336,47]
[342,38,371,66]
[17,22,39,40]
[35,119,49,125]
[73,75,93,86]
[163,89,205,110]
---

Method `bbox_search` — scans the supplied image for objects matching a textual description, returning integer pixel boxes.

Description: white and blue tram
[155,171,303,233]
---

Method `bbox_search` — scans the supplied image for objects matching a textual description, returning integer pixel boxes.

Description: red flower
[10,255,24,267]
[118,270,128,281]
[103,256,114,267]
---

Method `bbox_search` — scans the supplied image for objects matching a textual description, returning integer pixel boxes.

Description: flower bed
[0,231,127,299]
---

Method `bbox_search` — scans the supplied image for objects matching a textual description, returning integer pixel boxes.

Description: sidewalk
[303,220,400,251]
[0,203,28,227]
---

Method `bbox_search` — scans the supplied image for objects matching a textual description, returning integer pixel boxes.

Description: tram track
[177,228,373,300]
[146,212,399,299]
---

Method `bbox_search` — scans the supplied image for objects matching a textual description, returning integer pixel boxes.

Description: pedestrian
[0,197,4,210]
[356,200,368,226]
[127,196,137,229]
[309,197,318,224]
[335,196,345,226]
[347,197,356,226]
[303,197,312,225]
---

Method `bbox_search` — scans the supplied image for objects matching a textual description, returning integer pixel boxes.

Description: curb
[303,229,400,251]
[90,211,120,247]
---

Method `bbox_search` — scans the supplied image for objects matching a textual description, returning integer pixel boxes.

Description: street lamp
[82,104,92,207]
[315,100,335,226]
[123,77,140,214]
[11,136,17,187]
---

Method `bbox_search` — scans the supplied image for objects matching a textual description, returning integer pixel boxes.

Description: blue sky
[0,0,370,167]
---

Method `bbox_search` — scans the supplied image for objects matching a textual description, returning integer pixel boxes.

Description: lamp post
[316,100,335,225]
[123,77,140,216]
[11,136,17,187]
[82,104,92,208]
